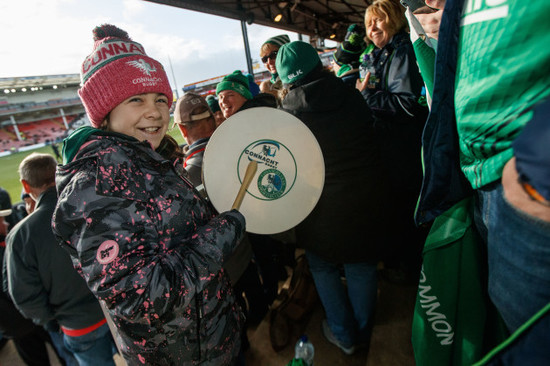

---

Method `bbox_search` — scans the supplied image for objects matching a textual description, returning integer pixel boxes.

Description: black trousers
[12,327,55,366]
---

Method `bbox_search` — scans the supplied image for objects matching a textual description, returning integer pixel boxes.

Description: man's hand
[425,0,446,10]
[414,9,443,40]
[502,158,550,222]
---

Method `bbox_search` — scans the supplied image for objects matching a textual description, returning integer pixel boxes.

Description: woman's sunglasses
[261,51,278,63]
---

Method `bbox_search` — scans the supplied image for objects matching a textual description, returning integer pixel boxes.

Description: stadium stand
[0,75,86,153]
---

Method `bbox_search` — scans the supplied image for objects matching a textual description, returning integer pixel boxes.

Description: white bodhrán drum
[202,107,325,235]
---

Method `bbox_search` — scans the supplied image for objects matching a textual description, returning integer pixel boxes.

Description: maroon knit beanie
[78,24,173,127]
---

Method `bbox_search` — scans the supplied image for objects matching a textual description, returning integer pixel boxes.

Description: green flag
[412,197,507,365]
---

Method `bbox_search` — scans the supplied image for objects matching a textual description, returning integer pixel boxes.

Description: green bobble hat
[333,24,367,67]
[263,34,291,48]
[275,41,322,85]
[215,70,252,100]
[205,94,221,113]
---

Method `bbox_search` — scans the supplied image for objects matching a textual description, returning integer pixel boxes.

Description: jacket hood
[57,127,149,199]
[61,126,137,164]
[239,92,278,112]
[283,73,349,114]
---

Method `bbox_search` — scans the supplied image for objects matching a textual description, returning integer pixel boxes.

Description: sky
[0,0,336,93]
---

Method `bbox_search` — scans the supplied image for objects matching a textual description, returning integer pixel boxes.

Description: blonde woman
[259,34,290,103]
[357,0,429,284]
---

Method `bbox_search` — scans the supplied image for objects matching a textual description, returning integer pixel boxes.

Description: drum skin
[202,107,325,234]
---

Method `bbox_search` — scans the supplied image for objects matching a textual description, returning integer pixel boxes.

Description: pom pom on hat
[79,24,173,127]
[215,70,253,100]
[263,34,291,48]
[333,24,367,67]
[92,24,131,41]
[246,73,260,97]
[275,41,322,85]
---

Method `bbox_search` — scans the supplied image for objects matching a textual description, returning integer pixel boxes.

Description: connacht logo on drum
[243,141,280,169]
[238,140,297,201]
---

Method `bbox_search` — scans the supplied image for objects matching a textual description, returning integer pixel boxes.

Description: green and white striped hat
[263,34,291,48]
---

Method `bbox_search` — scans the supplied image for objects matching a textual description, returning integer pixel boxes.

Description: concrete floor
[0,273,417,366]
[245,274,417,366]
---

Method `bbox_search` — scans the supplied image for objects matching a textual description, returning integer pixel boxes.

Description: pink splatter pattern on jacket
[53,133,245,365]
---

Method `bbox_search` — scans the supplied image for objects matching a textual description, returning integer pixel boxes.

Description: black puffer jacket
[240,92,277,111]
[0,246,44,339]
[281,72,391,264]
[53,128,245,365]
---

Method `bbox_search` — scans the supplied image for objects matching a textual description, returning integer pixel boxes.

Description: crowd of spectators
[1,1,549,365]
[1,114,85,153]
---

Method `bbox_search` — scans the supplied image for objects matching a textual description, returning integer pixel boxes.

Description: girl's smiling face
[106,93,170,149]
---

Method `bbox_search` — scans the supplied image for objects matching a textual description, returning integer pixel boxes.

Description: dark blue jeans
[49,330,78,366]
[305,251,377,347]
[475,183,550,332]
[63,323,118,366]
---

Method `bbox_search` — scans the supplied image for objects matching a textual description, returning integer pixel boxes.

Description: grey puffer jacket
[53,128,245,365]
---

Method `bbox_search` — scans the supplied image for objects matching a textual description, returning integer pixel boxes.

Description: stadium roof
[0,74,80,91]
[145,0,373,42]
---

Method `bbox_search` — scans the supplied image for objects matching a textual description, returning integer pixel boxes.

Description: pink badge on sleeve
[97,240,119,264]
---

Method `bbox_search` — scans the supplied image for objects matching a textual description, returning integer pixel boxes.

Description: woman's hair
[100,118,184,160]
[365,0,408,38]
[260,43,279,58]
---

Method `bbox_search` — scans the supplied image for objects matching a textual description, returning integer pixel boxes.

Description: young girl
[52,24,245,365]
